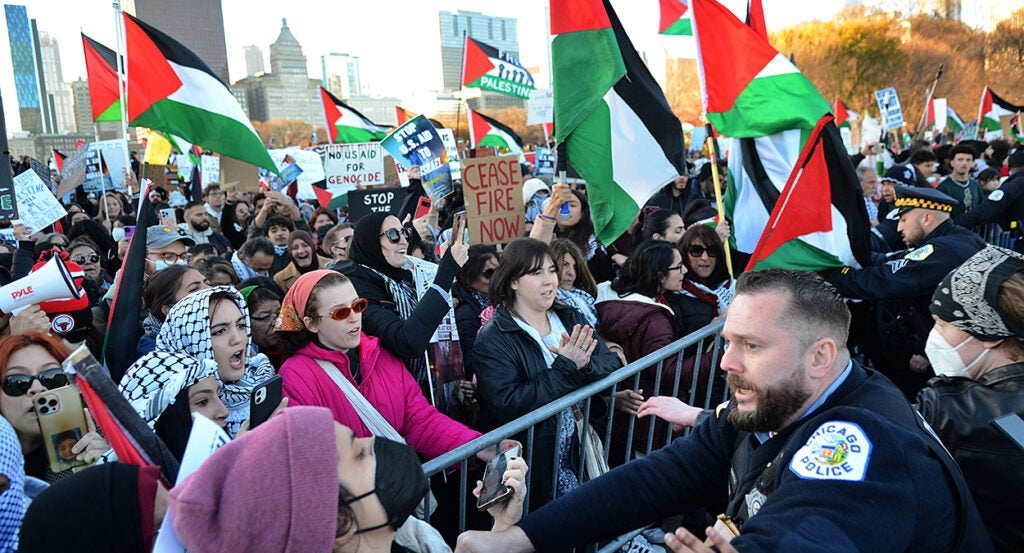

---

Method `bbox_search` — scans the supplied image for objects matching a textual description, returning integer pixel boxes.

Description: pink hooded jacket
[280,334,480,460]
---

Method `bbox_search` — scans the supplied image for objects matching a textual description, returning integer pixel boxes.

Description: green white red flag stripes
[467,108,524,160]
[122,13,278,174]
[461,36,535,99]
[977,86,1022,132]
[550,0,684,244]
[658,0,692,36]
[81,34,122,122]
[834,98,858,128]
[319,86,390,144]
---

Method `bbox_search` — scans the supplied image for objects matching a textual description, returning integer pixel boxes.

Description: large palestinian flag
[81,34,122,122]
[319,87,390,144]
[467,108,524,159]
[692,0,868,270]
[461,37,535,99]
[550,0,684,244]
[122,14,277,174]
[978,86,1022,132]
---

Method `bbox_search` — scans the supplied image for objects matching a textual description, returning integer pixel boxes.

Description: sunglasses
[686,245,719,258]
[313,298,369,321]
[379,228,411,244]
[482,268,496,279]
[72,253,101,265]
[3,368,68,397]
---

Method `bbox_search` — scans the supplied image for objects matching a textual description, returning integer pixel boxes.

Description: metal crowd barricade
[418,319,728,550]
[976,223,1016,249]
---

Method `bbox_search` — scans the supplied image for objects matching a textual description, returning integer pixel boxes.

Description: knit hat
[168,406,338,553]
[522,178,550,205]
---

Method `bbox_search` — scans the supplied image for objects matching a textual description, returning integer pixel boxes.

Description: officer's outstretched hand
[664,527,739,553]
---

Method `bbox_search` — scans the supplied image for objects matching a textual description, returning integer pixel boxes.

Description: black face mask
[342,437,429,533]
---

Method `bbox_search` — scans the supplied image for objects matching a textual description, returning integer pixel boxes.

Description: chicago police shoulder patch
[905,244,935,261]
[789,421,872,482]
[988,190,1004,202]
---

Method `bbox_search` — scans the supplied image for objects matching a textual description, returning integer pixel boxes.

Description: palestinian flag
[319,87,390,143]
[692,0,865,270]
[467,108,524,157]
[311,179,346,210]
[395,106,417,126]
[745,0,768,41]
[462,37,535,99]
[745,115,870,271]
[550,0,684,244]
[947,107,965,134]
[122,14,278,174]
[658,0,692,36]
[81,34,122,122]
[834,98,858,128]
[51,149,67,173]
[978,86,1023,132]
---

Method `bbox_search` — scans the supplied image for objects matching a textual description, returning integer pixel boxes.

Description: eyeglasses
[379,228,411,244]
[312,298,369,321]
[251,312,277,324]
[686,245,719,259]
[149,252,193,264]
[72,253,100,265]
[482,268,495,279]
[3,368,68,397]
[666,264,686,273]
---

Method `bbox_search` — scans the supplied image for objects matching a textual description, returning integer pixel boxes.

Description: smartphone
[249,375,283,429]
[123,225,136,243]
[476,445,521,511]
[35,385,89,473]
[992,413,1024,454]
[450,210,468,245]
[159,207,175,223]
[414,196,432,220]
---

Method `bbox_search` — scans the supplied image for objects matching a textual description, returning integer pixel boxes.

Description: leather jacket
[916,363,1024,552]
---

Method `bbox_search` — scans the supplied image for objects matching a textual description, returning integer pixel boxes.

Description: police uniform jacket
[516,362,993,552]
[956,171,1024,231]
[917,363,1024,552]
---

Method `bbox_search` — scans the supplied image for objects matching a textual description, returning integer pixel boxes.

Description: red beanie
[168,406,339,553]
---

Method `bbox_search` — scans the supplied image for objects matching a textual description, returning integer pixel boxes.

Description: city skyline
[1,0,847,135]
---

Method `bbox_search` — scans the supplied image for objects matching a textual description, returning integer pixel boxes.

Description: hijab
[350,211,410,282]
[19,463,161,553]
[287,230,321,274]
[155,286,276,437]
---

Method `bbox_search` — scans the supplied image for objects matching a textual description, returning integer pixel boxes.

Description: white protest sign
[874,88,904,131]
[174,153,194,180]
[438,129,461,181]
[13,170,66,231]
[527,89,554,126]
[201,155,221,183]
[323,143,385,195]
[152,413,231,553]
[93,140,129,191]
[860,114,882,148]
[268,148,325,200]
[932,98,947,131]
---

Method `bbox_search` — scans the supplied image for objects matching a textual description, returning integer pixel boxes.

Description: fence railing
[419,318,728,550]
[977,223,1016,250]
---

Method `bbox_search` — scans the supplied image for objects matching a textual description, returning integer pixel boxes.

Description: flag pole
[915,64,943,141]
[976,87,987,140]
[704,123,734,279]
[454,30,468,146]
[112,0,129,220]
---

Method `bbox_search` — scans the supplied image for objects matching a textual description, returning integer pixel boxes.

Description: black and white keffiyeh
[155,286,276,436]
[931,245,1024,341]
[0,415,26,552]
[118,351,220,427]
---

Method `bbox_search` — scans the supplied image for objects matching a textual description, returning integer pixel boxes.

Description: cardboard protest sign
[13,170,66,231]
[874,88,904,131]
[381,115,453,200]
[323,143,385,193]
[527,89,554,126]
[347,187,403,222]
[219,156,261,192]
[438,129,461,181]
[461,156,524,245]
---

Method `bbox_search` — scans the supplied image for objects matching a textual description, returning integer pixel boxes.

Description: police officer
[871,165,917,253]
[824,186,986,397]
[454,270,992,553]
[956,150,1024,250]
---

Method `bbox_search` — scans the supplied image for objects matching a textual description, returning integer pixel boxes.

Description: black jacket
[451,282,488,380]
[917,364,1024,552]
[956,171,1024,230]
[473,303,621,509]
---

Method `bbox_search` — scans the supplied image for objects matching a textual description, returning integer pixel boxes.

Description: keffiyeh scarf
[118,352,220,427]
[155,286,276,436]
[0,416,26,552]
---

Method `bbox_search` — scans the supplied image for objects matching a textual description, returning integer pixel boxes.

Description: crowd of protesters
[0,132,1021,553]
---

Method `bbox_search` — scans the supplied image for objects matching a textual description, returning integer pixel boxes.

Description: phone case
[476,446,520,511]
[35,385,89,473]
[249,375,283,429]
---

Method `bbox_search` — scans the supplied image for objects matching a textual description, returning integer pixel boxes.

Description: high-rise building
[5,4,43,133]
[438,10,524,111]
[38,32,75,133]
[130,0,230,83]
[321,53,363,100]
[71,78,93,135]
[244,44,265,77]
[230,19,321,126]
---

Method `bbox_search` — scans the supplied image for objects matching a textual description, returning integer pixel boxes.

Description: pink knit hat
[168,406,338,553]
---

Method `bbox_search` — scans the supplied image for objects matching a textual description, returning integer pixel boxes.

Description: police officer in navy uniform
[956,150,1024,251]
[454,270,993,553]
[823,186,986,398]
[871,165,918,253]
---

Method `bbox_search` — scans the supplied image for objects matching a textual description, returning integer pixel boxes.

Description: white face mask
[152,258,187,272]
[924,328,989,378]
[111,227,126,242]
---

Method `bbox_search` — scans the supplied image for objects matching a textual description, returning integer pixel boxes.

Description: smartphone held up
[476,445,521,511]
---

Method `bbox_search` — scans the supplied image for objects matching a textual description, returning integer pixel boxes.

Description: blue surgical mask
[152,259,187,272]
